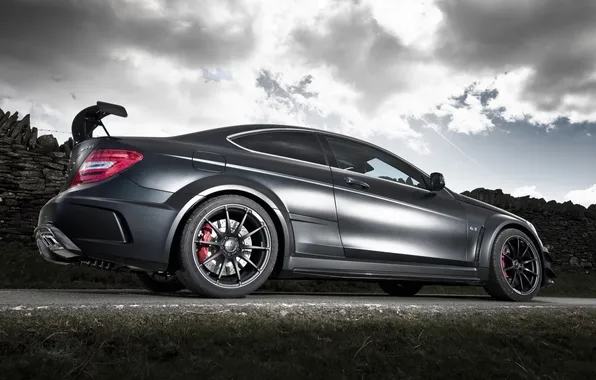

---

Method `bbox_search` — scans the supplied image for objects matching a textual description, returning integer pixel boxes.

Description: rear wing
[71,101,128,144]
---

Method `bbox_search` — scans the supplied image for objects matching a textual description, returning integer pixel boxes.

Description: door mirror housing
[429,172,445,192]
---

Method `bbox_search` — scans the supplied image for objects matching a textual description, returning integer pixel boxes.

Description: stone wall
[0,107,594,270]
[461,189,596,269]
[0,108,73,242]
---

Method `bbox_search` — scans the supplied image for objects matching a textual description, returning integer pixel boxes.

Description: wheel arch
[478,217,545,273]
[164,184,294,277]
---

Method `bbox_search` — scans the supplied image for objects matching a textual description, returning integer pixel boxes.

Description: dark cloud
[450,85,499,108]
[435,0,596,112]
[255,69,343,129]
[289,1,424,115]
[0,0,259,133]
[256,70,318,100]
[0,0,256,74]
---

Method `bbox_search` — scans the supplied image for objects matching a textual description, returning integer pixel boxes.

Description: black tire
[175,195,279,298]
[484,228,543,302]
[378,281,423,297]
[132,271,185,293]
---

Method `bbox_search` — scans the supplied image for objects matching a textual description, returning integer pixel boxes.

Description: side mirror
[429,172,445,192]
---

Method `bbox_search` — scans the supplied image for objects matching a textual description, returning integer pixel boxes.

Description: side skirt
[285,256,487,285]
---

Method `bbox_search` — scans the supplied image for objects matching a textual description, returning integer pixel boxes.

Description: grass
[2,240,596,298]
[1,307,595,380]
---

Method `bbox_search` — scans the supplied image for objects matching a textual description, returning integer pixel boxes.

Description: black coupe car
[35,102,556,301]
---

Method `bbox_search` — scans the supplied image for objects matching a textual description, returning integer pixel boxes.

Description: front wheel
[484,228,543,302]
[132,271,185,293]
[175,195,279,298]
[378,281,423,297]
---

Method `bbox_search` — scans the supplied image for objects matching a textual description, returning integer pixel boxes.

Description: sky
[0,0,595,207]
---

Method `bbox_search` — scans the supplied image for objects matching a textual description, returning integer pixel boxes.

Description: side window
[232,131,327,166]
[326,136,426,189]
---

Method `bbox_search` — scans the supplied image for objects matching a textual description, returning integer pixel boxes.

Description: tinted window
[326,136,426,189]
[233,131,326,165]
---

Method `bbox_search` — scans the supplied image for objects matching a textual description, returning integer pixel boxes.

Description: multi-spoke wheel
[484,228,543,302]
[378,281,423,297]
[175,195,279,298]
[132,271,185,293]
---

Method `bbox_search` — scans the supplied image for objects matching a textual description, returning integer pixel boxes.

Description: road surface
[1,289,596,313]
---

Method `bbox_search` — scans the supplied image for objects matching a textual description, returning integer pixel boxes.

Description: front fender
[477,214,555,287]
[478,215,537,268]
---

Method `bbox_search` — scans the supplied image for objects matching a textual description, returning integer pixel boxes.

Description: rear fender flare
[164,183,295,272]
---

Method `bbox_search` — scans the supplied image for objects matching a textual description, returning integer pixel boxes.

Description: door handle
[345,177,370,189]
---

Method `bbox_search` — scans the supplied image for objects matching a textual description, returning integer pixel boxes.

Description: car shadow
[53,288,526,302]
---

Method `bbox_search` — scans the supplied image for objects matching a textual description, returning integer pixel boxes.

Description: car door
[227,128,344,259]
[319,133,469,266]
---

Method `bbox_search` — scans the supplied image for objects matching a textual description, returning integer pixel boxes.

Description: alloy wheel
[191,204,272,289]
[500,235,541,296]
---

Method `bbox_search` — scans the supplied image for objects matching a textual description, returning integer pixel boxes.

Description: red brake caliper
[501,249,508,278]
[198,224,213,263]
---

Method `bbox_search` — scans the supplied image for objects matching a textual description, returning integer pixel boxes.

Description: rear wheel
[484,228,543,302]
[378,281,423,297]
[175,195,279,298]
[132,271,185,293]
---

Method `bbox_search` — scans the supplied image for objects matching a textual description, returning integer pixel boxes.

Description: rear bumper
[541,246,557,288]
[34,175,187,272]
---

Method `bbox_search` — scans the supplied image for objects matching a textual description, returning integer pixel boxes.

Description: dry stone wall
[0,107,594,270]
[0,108,73,242]
[461,188,596,269]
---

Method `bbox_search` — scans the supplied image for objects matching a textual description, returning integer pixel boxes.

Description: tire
[132,271,185,293]
[484,228,543,302]
[378,281,423,296]
[175,195,279,298]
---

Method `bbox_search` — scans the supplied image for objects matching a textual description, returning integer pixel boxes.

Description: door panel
[322,135,469,266]
[227,129,344,259]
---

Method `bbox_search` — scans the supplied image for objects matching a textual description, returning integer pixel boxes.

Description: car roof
[196,123,363,142]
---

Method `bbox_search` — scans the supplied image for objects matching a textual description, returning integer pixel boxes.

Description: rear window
[232,131,327,165]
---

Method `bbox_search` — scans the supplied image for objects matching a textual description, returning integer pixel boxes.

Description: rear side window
[232,131,327,165]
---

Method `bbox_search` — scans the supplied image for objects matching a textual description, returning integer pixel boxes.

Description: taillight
[70,149,143,188]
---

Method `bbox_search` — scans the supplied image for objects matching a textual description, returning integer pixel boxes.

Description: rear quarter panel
[100,135,343,267]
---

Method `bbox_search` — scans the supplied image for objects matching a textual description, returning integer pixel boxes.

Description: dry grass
[1,307,595,380]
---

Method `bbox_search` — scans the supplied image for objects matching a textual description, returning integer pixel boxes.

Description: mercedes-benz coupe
[35,101,556,301]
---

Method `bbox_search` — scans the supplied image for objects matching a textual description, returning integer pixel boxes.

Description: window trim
[227,128,330,168]
[321,133,432,191]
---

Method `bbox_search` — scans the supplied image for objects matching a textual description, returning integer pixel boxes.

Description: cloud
[289,0,419,115]
[253,69,431,154]
[0,0,257,72]
[0,0,264,138]
[436,92,495,134]
[434,0,596,126]
[564,185,596,207]
[1,0,596,159]
[511,185,544,199]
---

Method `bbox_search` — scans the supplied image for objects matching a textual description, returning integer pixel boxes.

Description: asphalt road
[1,289,596,313]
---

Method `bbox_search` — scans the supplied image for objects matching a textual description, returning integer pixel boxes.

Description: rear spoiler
[71,101,128,144]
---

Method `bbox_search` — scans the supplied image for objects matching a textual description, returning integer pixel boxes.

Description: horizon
[1,0,595,206]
